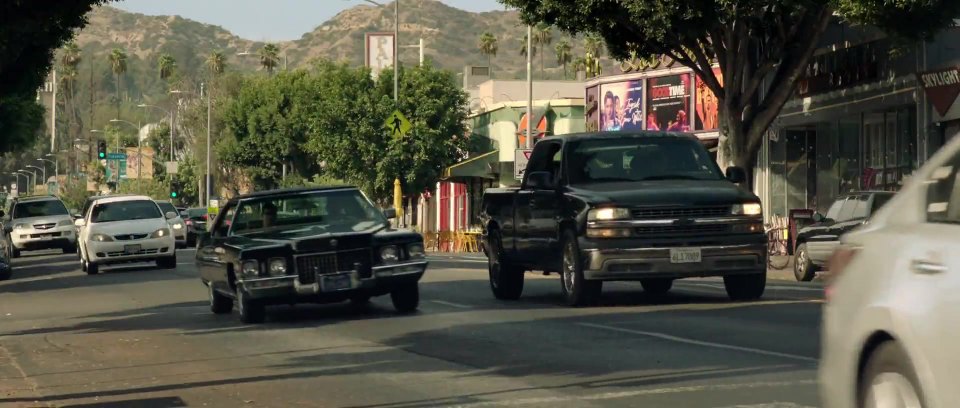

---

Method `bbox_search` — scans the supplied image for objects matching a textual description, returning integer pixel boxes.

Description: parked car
[155,200,187,248]
[183,207,209,247]
[3,195,77,257]
[793,191,894,281]
[76,195,178,275]
[819,132,960,407]
[480,132,767,306]
[197,186,427,324]
[0,210,12,280]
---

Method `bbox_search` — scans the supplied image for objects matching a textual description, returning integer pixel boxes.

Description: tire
[641,278,674,295]
[85,258,99,275]
[487,231,524,300]
[237,289,265,324]
[156,255,177,269]
[10,246,20,259]
[0,264,11,281]
[560,230,602,307]
[793,243,818,282]
[209,283,233,314]
[859,341,925,408]
[390,282,420,313]
[723,272,766,301]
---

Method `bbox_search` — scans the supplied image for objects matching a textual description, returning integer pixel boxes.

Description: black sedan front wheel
[390,283,420,313]
[237,289,265,324]
[208,284,233,314]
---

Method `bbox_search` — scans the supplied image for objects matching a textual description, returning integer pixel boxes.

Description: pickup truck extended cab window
[566,137,722,184]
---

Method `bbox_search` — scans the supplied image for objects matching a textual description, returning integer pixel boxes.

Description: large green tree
[0,0,108,154]
[501,0,960,170]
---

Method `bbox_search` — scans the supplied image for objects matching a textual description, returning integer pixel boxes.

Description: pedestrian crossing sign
[385,110,411,139]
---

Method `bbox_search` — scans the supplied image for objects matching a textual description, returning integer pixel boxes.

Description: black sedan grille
[296,249,372,284]
[631,206,730,219]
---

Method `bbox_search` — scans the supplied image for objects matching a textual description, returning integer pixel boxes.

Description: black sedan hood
[569,179,757,207]
[229,222,419,254]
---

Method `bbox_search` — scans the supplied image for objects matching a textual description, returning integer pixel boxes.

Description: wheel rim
[562,243,575,293]
[237,290,245,316]
[796,249,806,275]
[865,372,922,408]
[488,238,501,289]
[208,284,215,306]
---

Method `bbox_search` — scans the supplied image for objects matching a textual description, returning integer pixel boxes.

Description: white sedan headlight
[268,257,287,276]
[588,208,631,221]
[91,233,114,242]
[172,222,184,230]
[241,260,260,277]
[731,203,762,216]
[149,228,170,238]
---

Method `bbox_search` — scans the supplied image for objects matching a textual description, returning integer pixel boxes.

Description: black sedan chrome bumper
[237,260,428,300]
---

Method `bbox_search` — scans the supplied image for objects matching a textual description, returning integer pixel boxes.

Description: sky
[113,0,507,42]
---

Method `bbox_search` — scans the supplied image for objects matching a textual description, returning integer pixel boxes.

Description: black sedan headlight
[407,243,425,259]
[268,257,287,276]
[240,259,260,278]
[379,245,399,263]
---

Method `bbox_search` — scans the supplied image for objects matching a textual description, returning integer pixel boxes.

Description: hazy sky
[113,0,508,41]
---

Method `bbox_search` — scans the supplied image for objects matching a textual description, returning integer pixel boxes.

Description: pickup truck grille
[635,224,729,235]
[631,206,730,219]
[296,249,372,284]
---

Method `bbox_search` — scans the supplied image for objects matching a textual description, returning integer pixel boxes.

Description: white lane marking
[577,323,818,363]
[448,379,817,407]
[684,282,824,293]
[713,404,817,408]
[429,257,488,264]
[428,300,474,309]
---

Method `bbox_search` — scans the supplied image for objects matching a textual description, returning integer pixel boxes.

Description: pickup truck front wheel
[723,272,766,301]
[561,231,602,307]
[488,232,524,300]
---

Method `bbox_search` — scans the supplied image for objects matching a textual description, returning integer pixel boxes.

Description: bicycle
[766,221,791,270]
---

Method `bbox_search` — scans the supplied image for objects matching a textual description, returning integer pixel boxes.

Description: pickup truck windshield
[566,137,722,184]
[230,190,387,234]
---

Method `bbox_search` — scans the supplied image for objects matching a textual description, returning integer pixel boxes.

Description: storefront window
[837,117,861,194]
[898,108,917,185]
[769,132,787,218]
[816,122,839,214]
[785,129,816,211]
[863,113,884,189]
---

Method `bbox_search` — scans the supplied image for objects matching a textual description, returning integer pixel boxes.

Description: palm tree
[519,34,537,59]
[158,53,177,81]
[533,23,552,78]
[555,39,572,79]
[108,48,127,118]
[59,42,82,141]
[573,56,587,77]
[206,51,227,76]
[478,32,498,72]
[584,33,605,59]
[258,44,280,74]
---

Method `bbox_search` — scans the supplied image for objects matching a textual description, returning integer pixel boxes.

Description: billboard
[365,32,395,80]
[585,85,600,132]
[599,80,643,131]
[646,74,692,132]
[695,68,723,130]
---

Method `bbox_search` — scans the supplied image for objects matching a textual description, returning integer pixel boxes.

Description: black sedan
[793,191,894,281]
[182,207,209,247]
[196,186,427,323]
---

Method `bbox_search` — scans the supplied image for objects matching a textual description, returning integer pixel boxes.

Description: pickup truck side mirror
[525,171,556,190]
[726,166,747,184]
[383,208,397,219]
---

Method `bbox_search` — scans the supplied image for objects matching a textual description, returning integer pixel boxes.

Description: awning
[442,150,499,180]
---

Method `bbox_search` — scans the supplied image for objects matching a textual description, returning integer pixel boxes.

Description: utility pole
[206,82,212,209]
[51,69,57,152]
[526,25,533,149]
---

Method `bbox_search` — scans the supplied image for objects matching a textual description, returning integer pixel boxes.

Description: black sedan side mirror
[726,166,747,184]
[525,171,556,190]
[383,208,397,219]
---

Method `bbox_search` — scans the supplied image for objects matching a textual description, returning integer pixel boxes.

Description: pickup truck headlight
[149,228,170,238]
[241,260,260,278]
[407,243,425,259]
[731,203,762,216]
[380,246,399,263]
[268,257,287,276]
[588,208,631,221]
[91,233,114,242]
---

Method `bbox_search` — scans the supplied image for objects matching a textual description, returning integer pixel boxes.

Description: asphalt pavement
[0,249,824,408]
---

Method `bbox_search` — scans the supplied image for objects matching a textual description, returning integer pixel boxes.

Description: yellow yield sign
[385,110,411,140]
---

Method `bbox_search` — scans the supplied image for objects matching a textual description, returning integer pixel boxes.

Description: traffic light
[97,141,107,159]
[169,180,180,199]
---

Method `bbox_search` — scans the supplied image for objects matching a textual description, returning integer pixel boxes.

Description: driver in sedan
[262,202,278,228]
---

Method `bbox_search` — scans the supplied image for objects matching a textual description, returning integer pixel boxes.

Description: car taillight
[186,220,193,226]
[824,245,860,302]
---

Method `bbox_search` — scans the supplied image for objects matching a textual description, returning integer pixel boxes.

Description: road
[0,249,824,408]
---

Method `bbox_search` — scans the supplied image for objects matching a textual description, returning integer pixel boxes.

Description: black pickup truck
[480,132,767,306]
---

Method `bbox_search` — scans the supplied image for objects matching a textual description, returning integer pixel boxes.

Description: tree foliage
[501,0,960,169]
[259,44,281,74]
[478,32,499,71]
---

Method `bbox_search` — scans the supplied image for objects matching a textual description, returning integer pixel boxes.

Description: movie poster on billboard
[646,74,692,132]
[695,68,723,130]
[585,85,600,132]
[365,33,395,80]
[599,80,643,131]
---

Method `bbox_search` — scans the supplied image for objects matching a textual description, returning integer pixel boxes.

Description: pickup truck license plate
[320,273,353,292]
[669,248,701,264]
[123,244,141,255]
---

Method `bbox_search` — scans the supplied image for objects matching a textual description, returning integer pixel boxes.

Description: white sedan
[819,137,960,407]
[77,195,178,275]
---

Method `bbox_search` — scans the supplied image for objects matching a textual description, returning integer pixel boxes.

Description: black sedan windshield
[230,189,386,234]
[567,137,722,184]
[91,200,162,223]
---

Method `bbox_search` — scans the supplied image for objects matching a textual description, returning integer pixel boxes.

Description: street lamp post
[73,138,85,175]
[110,119,142,192]
[10,173,25,196]
[170,88,211,208]
[38,156,57,194]
[26,165,45,193]
[19,170,36,194]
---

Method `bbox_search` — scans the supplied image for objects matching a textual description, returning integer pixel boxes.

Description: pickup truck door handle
[910,259,947,275]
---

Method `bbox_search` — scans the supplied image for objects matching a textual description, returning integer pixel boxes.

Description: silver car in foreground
[819,136,960,407]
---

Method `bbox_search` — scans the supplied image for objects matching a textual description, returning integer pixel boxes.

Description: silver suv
[3,196,77,257]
